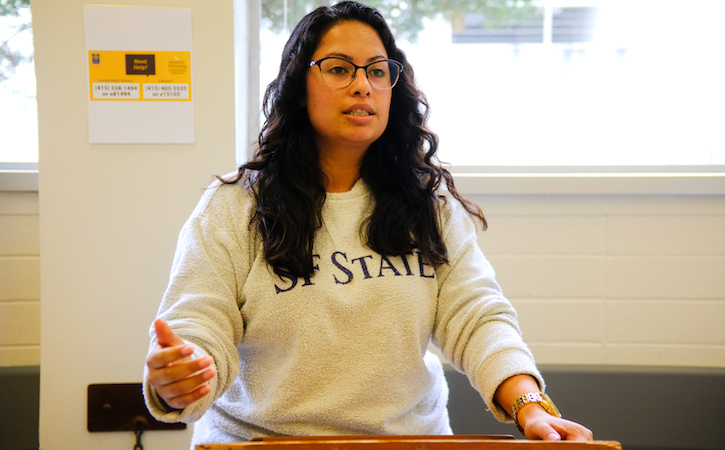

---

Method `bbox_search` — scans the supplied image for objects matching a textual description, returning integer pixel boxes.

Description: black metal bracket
[87,383,186,432]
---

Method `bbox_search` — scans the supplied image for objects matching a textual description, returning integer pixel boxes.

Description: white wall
[474,194,725,367]
[31,0,236,448]
[0,191,40,366]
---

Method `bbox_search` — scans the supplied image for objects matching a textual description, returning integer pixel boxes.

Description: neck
[318,144,367,193]
[321,158,361,192]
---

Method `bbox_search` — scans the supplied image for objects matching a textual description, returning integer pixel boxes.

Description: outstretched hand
[145,319,216,410]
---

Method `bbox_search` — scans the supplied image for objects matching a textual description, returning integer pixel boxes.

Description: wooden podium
[197,435,622,450]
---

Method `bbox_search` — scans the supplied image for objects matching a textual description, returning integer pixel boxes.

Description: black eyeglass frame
[309,57,404,90]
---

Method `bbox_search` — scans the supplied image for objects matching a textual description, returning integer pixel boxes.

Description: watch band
[511,392,562,433]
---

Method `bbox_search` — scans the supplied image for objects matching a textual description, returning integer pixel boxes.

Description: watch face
[539,393,562,417]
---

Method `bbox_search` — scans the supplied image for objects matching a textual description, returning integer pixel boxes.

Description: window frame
[450,165,725,195]
[0,162,38,191]
[4,164,724,195]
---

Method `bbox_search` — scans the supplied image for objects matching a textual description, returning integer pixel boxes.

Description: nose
[349,67,372,95]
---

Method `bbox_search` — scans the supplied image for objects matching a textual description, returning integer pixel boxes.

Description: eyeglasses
[309,57,404,90]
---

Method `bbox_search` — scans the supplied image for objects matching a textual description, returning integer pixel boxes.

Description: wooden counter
[197,435,622,450]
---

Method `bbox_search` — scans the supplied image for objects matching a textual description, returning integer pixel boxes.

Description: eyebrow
[323,52,388,63]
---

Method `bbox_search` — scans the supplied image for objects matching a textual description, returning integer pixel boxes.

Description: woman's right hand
[145,319,217,410]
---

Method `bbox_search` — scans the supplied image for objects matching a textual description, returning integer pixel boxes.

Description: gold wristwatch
[511,392,562,433]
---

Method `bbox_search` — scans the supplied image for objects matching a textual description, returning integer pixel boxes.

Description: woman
[144,1,592,446]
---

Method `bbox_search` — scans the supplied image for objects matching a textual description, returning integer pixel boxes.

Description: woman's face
[304,20,392,159]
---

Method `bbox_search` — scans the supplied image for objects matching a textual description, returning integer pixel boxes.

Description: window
[0,0,37,165]
[259,0,725,169]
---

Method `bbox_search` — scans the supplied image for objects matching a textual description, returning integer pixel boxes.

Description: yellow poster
[88,51,191,101]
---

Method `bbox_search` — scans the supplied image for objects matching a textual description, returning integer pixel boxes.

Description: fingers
[526,416,593,441]
[146,353,216,409]
[554,420,594,441]
[526,419,560,441]
[154,319,184,347]
[146,343,193,369]
[147,353,214,386]
[146,320,216,409]
[164,382,213,410]
[156,362,217,410]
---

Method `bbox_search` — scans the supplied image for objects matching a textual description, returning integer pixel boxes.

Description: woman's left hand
[519,407,593,441]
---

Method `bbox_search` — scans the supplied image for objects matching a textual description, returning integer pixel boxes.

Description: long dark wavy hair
[219,1,486,278]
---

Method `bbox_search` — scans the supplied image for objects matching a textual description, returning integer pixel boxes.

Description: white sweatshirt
[143,178,543,447]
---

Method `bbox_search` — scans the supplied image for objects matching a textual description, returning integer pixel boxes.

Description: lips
[343,104,375,116]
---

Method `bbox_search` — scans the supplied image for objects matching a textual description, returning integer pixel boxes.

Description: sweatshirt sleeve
[431,194,544,422]
[143,184,254,423]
